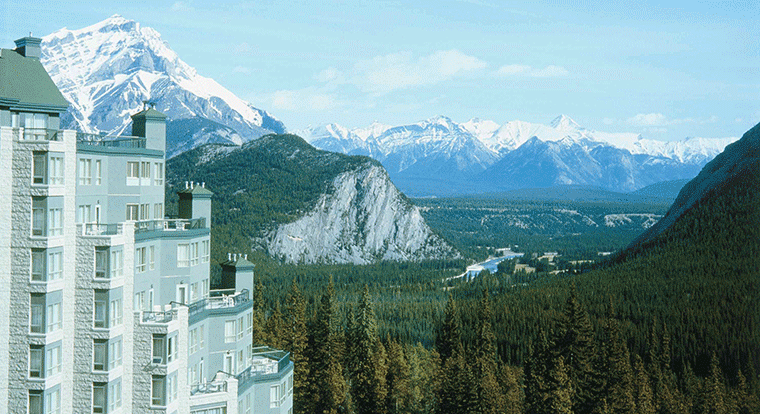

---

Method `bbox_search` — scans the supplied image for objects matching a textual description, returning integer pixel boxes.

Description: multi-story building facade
[0,36,293,414]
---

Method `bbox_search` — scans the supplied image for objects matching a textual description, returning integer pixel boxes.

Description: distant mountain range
[41,15,285,158]
[38,16,738,197]
[299,115,737,196]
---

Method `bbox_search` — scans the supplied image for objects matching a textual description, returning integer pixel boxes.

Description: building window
[201,240,210,263]
[95,248,108,279]
[30,293,45,333]
[140,203,149,220]
[154,162,164,186]
[167,335,177,363]
[110,250,123,279]
[32,197,45,236]
[46,388,61,414]
[167,374,178,404]
[134,291,145,311]
[154,203,163,220]
[108,381,122,412]
[237,349,244,374]
[46,302,61,333]
[127,161,139,180]
[49,156,64,185]
[33,152,47,184]
[190,282,198,302]
[190,242,199,266]
[94,290,107,328]
[177,244,189,267]
[45,345,61,377]
[48,208,62,236]
[109,298,122,327]
[270,385,280,408]
[93,382,106,413]
[189,328,198,354]
[78,158,92,185]
[93,340,107,371]
[78,204,92,224]
[29,345,44,378]
[237,316,244,340]
[149,245,155,270]
[29,391,43,414]
[136,247,146,273]
[126,204,138,221]
[109,339,122,370]
[224,320,235,343]
[152,335,166,364]
[94,159,102,185]
[246,313,253,335]
[48,251,62,281]
[31,249,46,281]
[224,353,234,374]
[141,161,151,180]
[151,376,166,406]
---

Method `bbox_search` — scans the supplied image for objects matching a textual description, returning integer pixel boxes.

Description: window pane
[31,249,46,281]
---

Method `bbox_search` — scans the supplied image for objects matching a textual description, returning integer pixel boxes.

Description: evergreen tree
[553,285,595,414]
[525,330,552,414]
[284,279,309,413]
[474,291,507,414]
[500,364,524,414]
[633,354,655,414]
[264,302,285,349]
[701,353,727,414]
[386,337,410,413]
[602,315,635,414]
[436,293,461,364]
[549,356,574,414]
[308,278,347,414]
[349,285,386,414]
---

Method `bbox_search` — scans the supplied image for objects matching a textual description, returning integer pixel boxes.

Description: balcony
[134,218,206,233]
[187,290,250,323]
[237,347,292,393]
[78,223,124,237]
[141,309,177,324]
[76,133,146,148]
[11,128,61,142]
[190,380,228,396]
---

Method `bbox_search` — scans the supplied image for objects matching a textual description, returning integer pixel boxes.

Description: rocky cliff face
[266,163,458,264]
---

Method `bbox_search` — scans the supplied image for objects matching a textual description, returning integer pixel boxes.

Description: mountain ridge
[300,115,737,195]
[41,15,285,156]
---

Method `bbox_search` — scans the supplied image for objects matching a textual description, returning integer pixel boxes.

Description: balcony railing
[77,133,146,148]
[141,309,177,324]
[12,128,61,142]
[134,218,206,233]
[190,381,228,396]
[187,289,250,319]
[78,223,124,236]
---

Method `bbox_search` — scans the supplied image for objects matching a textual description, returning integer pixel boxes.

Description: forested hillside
[245,126,760,413]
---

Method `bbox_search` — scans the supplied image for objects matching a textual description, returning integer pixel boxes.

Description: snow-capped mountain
[302,115,737,195]
[41,15,285,157]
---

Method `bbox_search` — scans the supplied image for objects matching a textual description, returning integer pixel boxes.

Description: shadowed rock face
[267,163,459,264]
[631,121,760,248]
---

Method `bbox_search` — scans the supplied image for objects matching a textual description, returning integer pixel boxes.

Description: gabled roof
[0,49,68,111]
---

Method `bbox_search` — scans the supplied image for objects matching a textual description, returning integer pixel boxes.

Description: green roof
[131,107,167,121]
[0,49,68,111]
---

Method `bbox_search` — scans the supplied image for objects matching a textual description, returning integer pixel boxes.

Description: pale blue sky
[3,1,758,139]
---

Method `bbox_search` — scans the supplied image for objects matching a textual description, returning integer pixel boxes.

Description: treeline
[253,280,758,414]
[244,164,760,413]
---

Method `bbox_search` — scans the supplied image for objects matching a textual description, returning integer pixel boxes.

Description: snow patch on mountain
[40,15,284,149]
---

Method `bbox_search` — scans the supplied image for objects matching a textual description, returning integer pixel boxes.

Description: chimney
[14,36,42,59]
